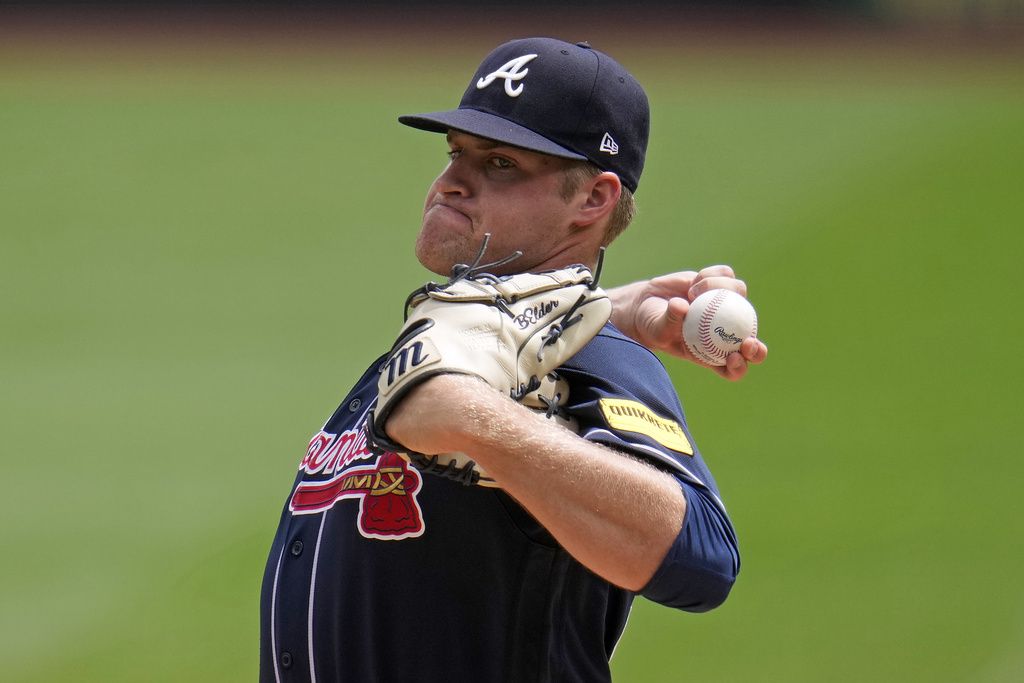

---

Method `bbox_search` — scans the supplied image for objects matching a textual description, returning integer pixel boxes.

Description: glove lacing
[364,410,485,486]
[403,233,522,320]
[535,246,606,361]
[407,453,482,487]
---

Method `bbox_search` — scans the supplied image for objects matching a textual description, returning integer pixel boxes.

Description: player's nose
[434,158,472,197]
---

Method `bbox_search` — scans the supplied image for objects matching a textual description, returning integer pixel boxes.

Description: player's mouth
[423,201,473,231]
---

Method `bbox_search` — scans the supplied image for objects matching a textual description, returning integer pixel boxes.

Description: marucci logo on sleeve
[599,399,693,455]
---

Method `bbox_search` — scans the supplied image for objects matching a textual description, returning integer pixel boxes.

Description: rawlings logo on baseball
[513,300,558,329]
[714,327,744,345]
[682,289,758,367]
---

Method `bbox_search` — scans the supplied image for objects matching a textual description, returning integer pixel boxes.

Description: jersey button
[280,651,292,669]
[290,540,303,556]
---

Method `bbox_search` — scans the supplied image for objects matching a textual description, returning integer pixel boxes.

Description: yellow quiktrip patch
[599,399,694,455]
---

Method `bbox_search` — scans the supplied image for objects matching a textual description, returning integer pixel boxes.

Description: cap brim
[399,109,588,162]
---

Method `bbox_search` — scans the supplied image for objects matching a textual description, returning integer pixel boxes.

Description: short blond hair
[559,161,637,245]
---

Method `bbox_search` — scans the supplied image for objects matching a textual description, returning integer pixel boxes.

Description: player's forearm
[489,416,687,592]
[387,374,686,591]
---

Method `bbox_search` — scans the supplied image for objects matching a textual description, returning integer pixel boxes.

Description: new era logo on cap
[600,133,619,155]
[399,38,650,193]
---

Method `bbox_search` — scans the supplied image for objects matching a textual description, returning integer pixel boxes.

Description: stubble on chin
[415,202,475,275]
[414,226,475,277]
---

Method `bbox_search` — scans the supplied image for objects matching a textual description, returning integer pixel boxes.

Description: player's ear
[571,172,621,229]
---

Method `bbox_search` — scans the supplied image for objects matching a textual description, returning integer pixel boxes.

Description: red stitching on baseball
[697,291,729,361]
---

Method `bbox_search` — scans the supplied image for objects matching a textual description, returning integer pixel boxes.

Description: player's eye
[490,156,515,170]
[446,149,461,161]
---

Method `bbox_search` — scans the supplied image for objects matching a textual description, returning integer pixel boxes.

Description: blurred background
[1,1,1022,681]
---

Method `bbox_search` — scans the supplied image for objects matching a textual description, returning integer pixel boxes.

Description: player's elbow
[639,486,740,612]
[678,565,738,613]
[641,547,738,612]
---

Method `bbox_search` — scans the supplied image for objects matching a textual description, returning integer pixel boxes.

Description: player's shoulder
[558,322,714,485]
[560,321,684,427]
[563,322,672,386]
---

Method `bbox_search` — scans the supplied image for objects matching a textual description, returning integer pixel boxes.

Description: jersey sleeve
[557,324,740,612]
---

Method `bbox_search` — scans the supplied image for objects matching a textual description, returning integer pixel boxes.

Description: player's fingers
[635,295,689,357]
[662,296,689,328]
[688,274,746,300]
[690,265,735,290]
[714,340,766,381]
[695,264,736,280]
[741,337,768,364]
[647,271,699,299]
[715,351,748,382]
[652,297,691,358]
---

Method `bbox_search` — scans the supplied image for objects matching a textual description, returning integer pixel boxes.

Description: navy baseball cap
[399,37,650,193]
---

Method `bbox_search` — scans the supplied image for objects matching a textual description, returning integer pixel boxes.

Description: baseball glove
[365,247,611,487]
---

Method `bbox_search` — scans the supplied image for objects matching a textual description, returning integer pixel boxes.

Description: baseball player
[261,37,767,683]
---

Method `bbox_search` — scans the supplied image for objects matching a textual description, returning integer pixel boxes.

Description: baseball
[682,289,758,366]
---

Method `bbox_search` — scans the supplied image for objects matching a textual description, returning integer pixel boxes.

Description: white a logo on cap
[477,54,538,98]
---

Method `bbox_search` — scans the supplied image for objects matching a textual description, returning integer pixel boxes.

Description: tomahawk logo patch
[291,428,425,540]
[599,399,693,455]
[477,54,538,97]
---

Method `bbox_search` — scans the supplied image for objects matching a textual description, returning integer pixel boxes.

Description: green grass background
[2,16,1023,682]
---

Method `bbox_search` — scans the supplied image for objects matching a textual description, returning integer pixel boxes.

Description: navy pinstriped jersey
[260,323,739,682]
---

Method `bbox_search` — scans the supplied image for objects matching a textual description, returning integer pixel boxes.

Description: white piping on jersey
[284,397,372,682]
[582,428,728,512]
[265,393,377,681]
[270,543,286,683]
[608,601,633,662]
[307,512,328,683]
